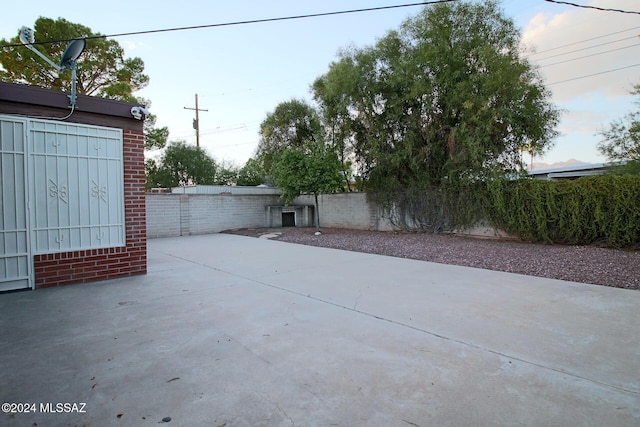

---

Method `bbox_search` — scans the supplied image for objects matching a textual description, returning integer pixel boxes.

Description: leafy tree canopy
[1,17,147,99]
[598,83,640,174]
[271,142,344,231]
[256,98,323,174]
[215,160,239,186]
[313,0,559,195]
[1,17,168,150]
[236,157,267,186]
[271,142,343,205]
[146,141,216,189]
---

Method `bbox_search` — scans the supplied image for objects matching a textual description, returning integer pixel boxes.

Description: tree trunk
[314,192,321,232]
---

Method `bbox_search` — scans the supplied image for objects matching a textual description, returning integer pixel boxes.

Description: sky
[2,0,640,169]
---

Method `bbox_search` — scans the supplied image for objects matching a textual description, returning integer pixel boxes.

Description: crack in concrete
[224,333,271,366]
[156,249,640,397]
[252,279,640,396]
[352,286,369,311]
[255,392,296,426]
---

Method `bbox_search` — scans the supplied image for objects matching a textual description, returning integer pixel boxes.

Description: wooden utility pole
[184,94,208,147]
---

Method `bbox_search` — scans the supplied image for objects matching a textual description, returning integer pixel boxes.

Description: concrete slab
[1,233,638,426]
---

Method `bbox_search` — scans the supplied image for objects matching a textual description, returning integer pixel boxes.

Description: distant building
[528,162,612,180]
[171,185,281,195]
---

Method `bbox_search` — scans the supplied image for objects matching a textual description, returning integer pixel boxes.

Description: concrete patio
[1,233,639,426]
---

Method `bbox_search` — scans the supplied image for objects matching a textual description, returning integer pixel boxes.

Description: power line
[527,25,640,56]
[543,0,640,15]
[539,43,640,68]
[535,35,639,62]
[0,1,458,49]
[547,63,640,85]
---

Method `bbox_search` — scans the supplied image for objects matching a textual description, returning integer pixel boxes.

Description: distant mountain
[530,159,589,170]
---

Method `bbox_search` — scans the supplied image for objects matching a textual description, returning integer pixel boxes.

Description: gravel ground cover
[223,227,639,290]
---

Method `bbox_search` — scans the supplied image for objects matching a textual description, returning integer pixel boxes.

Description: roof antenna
[19,26,86,110]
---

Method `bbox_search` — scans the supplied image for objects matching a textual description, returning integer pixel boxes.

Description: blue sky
[2,0,639,168]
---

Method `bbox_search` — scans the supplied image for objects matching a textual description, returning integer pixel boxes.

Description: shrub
[489,175,640,248]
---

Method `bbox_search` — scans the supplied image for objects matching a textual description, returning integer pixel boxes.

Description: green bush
[376,174,639,248]
[488,175,640,248]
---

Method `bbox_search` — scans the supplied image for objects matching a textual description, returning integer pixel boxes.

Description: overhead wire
[517,10,640,85]
[539,43,640,68]
[2,0,635,90]
[534,35,639,62]
[543,0,640,15]
[547,63,640,85]
[0,1,459,49]
[526,25,640,56]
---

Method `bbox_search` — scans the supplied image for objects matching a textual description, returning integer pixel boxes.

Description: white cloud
[522,0,640,102]
[514,0,640,163]
[121,40,142,51]
[559,109,607,134]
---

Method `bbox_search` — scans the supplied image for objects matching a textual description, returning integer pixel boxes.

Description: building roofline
[528,162,608,175]
[0,81,144,131]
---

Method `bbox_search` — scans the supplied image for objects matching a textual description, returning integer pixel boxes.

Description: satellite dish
[19,26,35,45]
[18,26,86,110]
[59,38,86,71]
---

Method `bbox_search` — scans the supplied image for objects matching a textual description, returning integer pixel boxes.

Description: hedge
[488,175,640,248]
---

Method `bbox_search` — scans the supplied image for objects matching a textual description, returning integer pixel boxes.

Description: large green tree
[313,0,559,195]
[256,99,323,175]
[236,157,267,186]
[146,141,216,188]
[214,160,239,186]
[0,17,168,149]
[1,17,146,99]
[312,69,356,191]
[258,98,346,230]
[598,83,640,174]
[271,142,343,232]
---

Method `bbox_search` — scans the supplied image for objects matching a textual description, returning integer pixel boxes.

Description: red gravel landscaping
[223,227,640,290]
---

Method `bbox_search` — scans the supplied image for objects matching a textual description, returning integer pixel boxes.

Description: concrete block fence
[146,192,394,238]
[294,193,394,231]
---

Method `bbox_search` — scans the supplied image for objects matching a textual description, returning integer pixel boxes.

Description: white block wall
[188,194,281,234]
[294,193,394,231]
[146,194,181,238]
[147,192,503,238]
[146,194,282,238]
[146,192,395,238]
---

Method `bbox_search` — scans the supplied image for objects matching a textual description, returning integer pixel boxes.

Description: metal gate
[28,120,125,254]
[0,115,125,291]
[0,118,30,291]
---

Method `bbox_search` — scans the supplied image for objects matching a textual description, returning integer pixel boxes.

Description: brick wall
[34,129,147,288]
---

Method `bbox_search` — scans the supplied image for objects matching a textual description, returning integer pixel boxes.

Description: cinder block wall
[189,194,282,234]
[294,193,394,231]
[146,192,395,237]
[146,194,282,238]
[146,194,182,238]
[34,130,147,288]
[145,192,506,237]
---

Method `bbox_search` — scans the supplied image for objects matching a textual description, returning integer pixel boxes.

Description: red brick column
[34,129,147,288]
